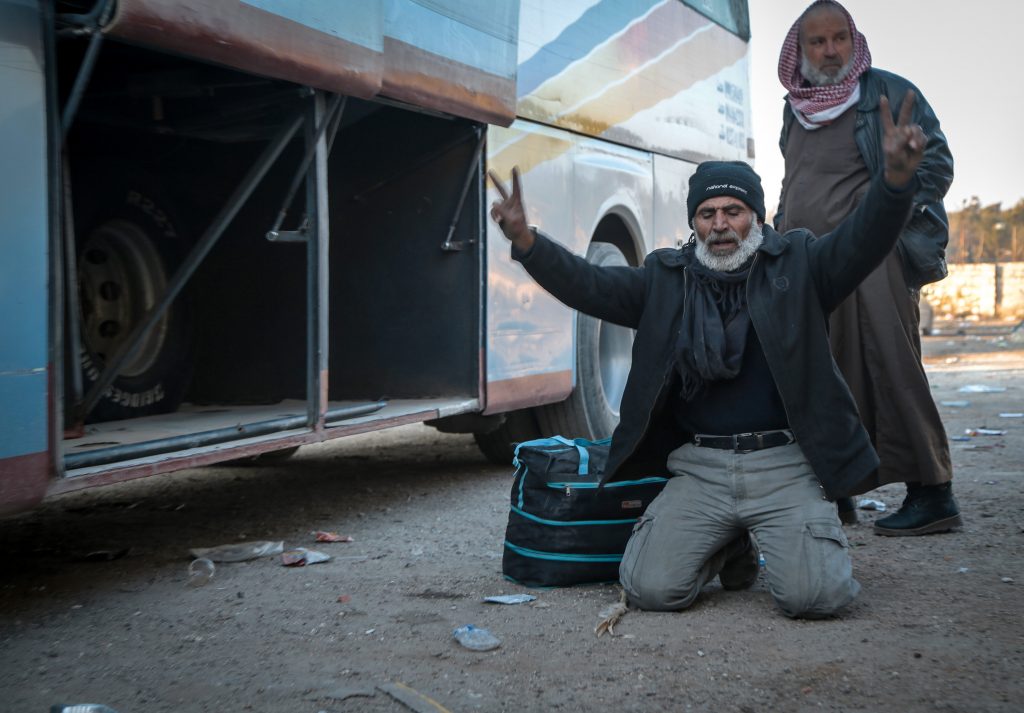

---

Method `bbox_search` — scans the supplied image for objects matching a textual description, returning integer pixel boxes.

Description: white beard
[695,219,763,272]
[800,54,854,86]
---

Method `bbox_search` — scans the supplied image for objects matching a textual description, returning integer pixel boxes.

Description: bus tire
[535,241,633,440]
[74,172,194,423]
[473,408,542,466]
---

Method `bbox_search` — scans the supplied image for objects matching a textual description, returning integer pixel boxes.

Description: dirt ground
[2,326,1022,713]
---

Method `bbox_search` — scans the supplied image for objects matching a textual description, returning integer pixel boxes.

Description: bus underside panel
[58,38,483,486]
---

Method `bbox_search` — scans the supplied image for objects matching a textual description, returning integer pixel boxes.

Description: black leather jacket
[776,68,954,288]
[516,176,915,500]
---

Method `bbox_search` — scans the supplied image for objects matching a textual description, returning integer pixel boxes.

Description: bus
[0,0,752,514]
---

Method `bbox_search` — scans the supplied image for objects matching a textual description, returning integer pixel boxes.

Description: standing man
[489,92,926,617]
[775,0,960,536]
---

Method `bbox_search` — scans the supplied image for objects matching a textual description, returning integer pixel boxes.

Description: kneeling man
[489,92,925,618]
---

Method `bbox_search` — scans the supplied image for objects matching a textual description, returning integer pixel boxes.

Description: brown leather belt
[692,429,795,453]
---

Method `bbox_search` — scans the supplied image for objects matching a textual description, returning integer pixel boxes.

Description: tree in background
[948,198,1024,263]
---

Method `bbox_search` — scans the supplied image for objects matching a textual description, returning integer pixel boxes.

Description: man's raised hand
[880,89,926,189]
[488,166,535,252]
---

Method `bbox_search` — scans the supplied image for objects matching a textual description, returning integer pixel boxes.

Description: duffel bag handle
[514,435,610,475]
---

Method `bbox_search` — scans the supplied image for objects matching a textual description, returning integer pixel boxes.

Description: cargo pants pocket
[619,512,656,595]
[786,519,858,619]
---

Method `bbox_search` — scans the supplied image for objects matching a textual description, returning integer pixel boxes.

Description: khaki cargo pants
[619,442,860,618]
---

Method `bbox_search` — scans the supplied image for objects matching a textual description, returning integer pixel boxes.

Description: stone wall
[922,262,1024,318]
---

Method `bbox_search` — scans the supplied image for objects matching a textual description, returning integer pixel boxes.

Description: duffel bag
[502,436,668,587]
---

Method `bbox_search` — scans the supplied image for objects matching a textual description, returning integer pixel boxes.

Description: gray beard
[695,220,763,272]
[800,55,853,86]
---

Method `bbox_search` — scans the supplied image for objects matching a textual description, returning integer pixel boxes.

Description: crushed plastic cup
[453,624,501,651]
[187,558,215,587]
[189,540,284,562]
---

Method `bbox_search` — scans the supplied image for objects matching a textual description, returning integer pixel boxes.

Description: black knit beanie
[686,161,765,227]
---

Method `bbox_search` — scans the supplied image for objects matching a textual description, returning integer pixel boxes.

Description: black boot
[836,496,858,525]
[873,482,962,536]
[719,532,759,590]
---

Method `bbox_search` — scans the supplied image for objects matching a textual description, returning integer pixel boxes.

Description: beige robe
[778,107,952,492]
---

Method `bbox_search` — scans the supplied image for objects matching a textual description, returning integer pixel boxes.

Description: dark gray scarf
[675,249,753,401]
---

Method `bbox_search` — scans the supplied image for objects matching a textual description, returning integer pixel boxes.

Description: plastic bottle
[452,624,501,651]
[187,558,215,587]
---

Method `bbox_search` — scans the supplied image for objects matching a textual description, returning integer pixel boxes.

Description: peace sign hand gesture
[880,89,927,190]
[488,166,535,252]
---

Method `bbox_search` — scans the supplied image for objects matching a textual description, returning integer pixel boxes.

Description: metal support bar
[441,127,485,251]
[306,92,331,429]
[59,0,114,140]
[77,109,306,421]
[266,93,345,242]
[63,401,387,470]
[61,154,84,407]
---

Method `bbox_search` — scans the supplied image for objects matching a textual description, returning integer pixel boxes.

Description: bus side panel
[517,0,752,164]
[483,121,577,413]
[653,154,698,251]
[0,0,53,513]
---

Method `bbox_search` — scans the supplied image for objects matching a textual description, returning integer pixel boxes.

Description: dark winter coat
[776,68,954,289]
[515,176,916,500]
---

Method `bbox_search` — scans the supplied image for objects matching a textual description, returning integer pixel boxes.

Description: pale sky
[748,0,1024,215]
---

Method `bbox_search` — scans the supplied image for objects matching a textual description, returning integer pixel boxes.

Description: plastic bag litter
[189,540,284,562]
[857,499,887,512]
[483,594,536,605]
[998,413,1024,418]
[965,428,1006,436]
[452,624,501,651]
[958,384,1007,393]
[281,547,331,566]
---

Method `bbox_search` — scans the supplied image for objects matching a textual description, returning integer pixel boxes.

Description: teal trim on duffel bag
[510,505,637,527]
[503,540,623,563]
[513,436,612,475]
[545,476,668,490]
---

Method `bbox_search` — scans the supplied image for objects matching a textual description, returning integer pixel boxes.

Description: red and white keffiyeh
[778,0,872,127]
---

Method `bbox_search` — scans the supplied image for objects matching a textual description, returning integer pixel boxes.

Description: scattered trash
[377,681,453,713]
[1001,577,1014,584]
[943,356,959,364]
[281,547,331,566]
[337,594,352,603]
[957,567,969,573]
[452,624,501,651]
[314,531,354,543]
[50,706,121,713]
[189,540,284,562]
[484,594,536,605]
[998,413,1024,418]
[857,499,887,512]
[965,428,1005,436]
[958,384,1007,393]
[939,400,970,407]
[187,558,215,587]
[595,590,629,637]
[758,553,766,569]
[697,650,706,657]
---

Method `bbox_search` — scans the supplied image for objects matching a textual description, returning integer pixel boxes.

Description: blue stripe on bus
[510,505,637,527]
[517,0,661,98]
